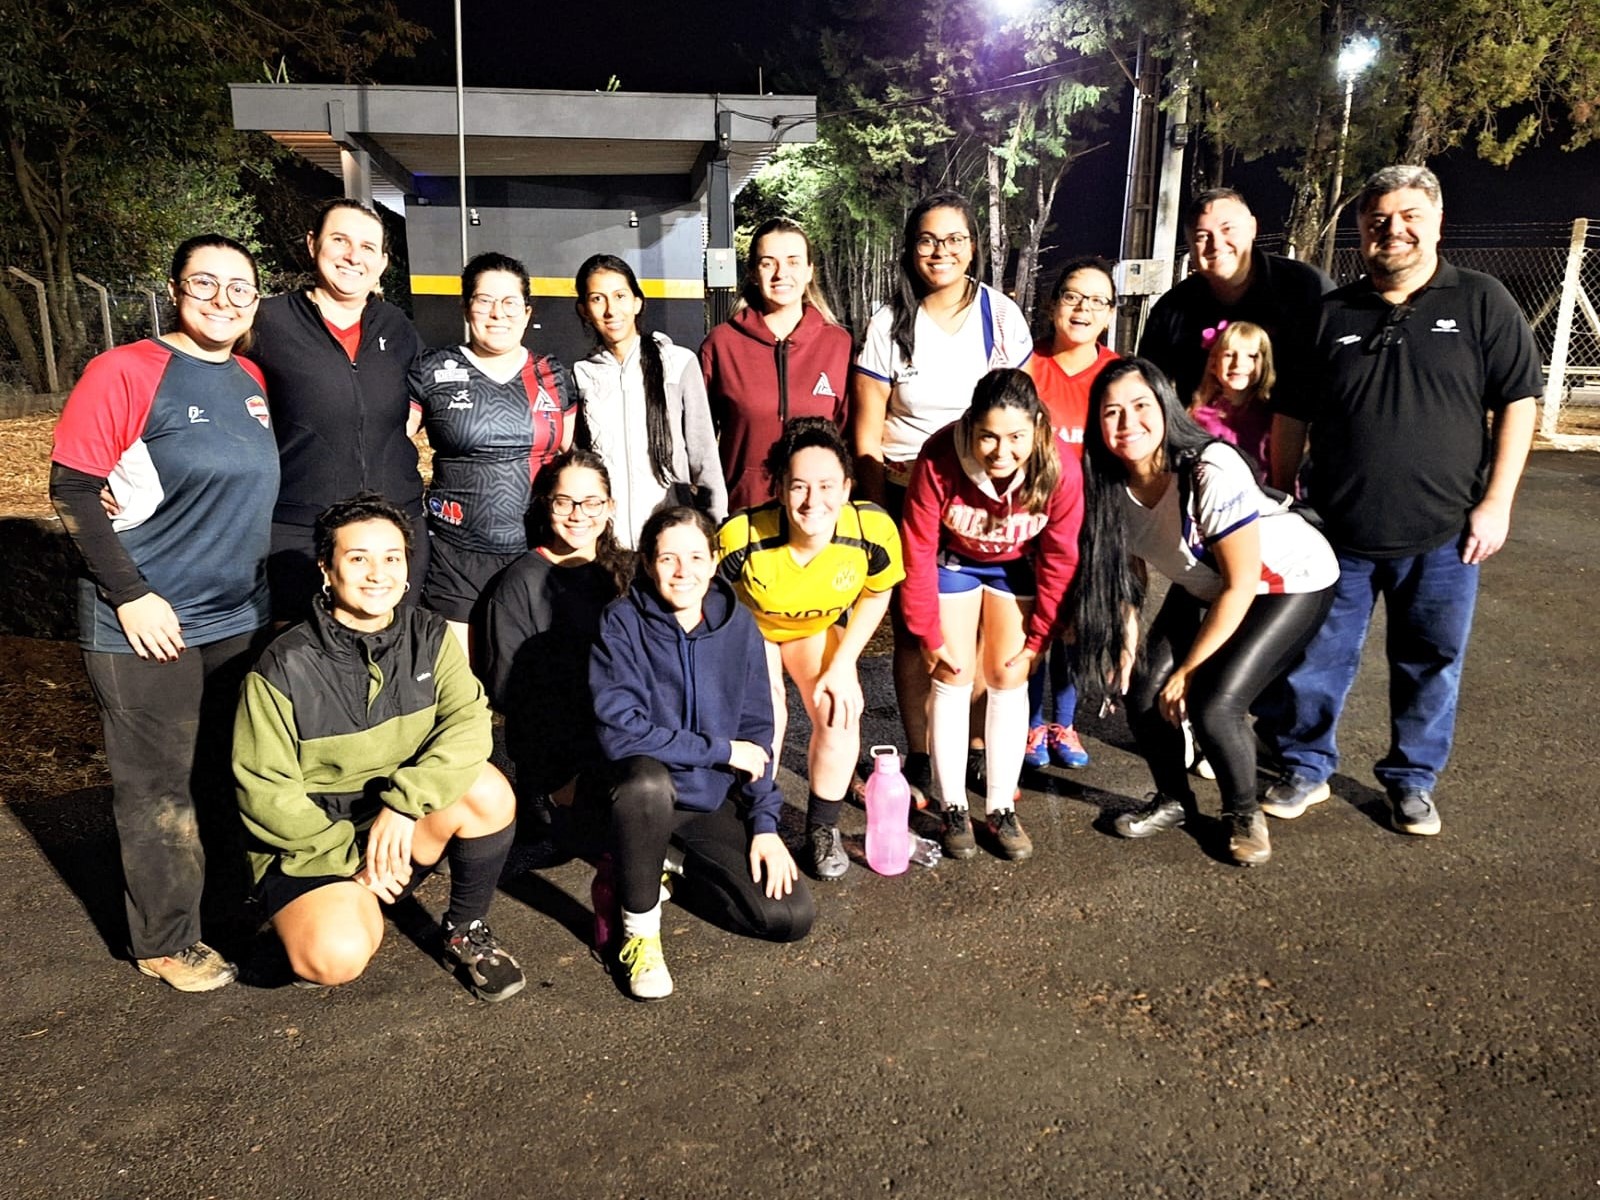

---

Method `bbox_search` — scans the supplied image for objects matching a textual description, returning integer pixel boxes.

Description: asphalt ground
[1,449,1596,1200]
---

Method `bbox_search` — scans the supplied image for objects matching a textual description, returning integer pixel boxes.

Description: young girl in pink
[1187,321,1276,482]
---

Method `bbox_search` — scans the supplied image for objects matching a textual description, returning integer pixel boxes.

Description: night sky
[390,1,1598,264]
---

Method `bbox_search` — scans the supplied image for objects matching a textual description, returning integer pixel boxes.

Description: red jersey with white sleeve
[899,422,1083,655]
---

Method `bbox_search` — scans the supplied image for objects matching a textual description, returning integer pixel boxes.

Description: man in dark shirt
[1262,165,1542,837]
[1138,188,1333,407]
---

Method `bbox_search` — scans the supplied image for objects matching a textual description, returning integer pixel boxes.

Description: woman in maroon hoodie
[901,369,1083,863]
[700,218,852,512]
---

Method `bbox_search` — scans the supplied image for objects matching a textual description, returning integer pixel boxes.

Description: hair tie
[1200,320,1230,349]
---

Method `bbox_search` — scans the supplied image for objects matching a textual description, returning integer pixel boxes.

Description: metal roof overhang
[230,83,818,210]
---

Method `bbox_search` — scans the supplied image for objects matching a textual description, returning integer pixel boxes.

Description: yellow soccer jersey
[718,501,906,643]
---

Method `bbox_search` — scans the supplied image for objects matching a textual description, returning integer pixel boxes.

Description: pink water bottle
[591,854,619,951]
[864,744,912,876]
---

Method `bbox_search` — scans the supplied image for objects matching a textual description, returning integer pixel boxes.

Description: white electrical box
[1116,259,1172,296]
[706,248,739,288]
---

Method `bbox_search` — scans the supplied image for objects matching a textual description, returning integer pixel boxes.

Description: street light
[1320,35,1380,274]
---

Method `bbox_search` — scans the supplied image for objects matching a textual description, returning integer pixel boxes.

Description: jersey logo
[416,671,432,682]
[245,395,270,429]
[832,565,860,592]
[1057,428,1083,444]
[1335,334,1362,347]
[1431,318,1460,334]
[429,496,465,525]
[812,372,836,398]
[187,406,209,424]
[533,388,557,412]
[447,389,472,409]
[435,363,471,384]
[380,337,388,351]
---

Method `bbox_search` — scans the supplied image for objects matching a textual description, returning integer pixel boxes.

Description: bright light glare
[1338,36,1380,80]
[991,0,1035,15]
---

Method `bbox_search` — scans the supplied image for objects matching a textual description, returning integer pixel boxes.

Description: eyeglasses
[468,295,528,316]
[178,275,259,306]
[1365,303,1413,352]
[549,495,609,516]
[1057,291,1115,312]
[914,233,972,256]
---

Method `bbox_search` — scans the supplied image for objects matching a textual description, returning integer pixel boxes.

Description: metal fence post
[75,273,115,351]
[1542,219,1588,439]
[5,266,58,393]
[145,290,161,337]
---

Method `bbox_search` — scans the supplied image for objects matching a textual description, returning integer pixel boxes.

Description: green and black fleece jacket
[234,600,491,883]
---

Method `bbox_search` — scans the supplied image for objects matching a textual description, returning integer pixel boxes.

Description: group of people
[50,160,1541,1004]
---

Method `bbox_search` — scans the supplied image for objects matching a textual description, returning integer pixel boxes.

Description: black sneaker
[807,823,849,880]
[1113,794,1188,839]
[941,806,978,860]
[987,809,1034,861]
[443,919,526,1003]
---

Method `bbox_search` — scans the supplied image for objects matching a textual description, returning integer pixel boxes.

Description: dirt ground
[0,449,1596,1200]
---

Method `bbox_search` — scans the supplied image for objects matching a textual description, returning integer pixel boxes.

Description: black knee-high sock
[807,792,844,829]
[443,824,514,928]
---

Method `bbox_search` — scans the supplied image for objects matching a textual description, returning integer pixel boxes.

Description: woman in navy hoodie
[699,218,853,512]
[586,505,814,1000]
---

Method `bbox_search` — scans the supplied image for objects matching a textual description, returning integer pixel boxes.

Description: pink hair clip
[1201,320,1229,349]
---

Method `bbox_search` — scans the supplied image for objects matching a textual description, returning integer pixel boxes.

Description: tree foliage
[0,0,425,389]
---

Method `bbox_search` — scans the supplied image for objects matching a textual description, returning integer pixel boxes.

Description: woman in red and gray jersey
[407,251,576,656]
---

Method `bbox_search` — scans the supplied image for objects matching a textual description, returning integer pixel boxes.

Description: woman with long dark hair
[900,369,1082,863]
[1075,358,1337,866]
[407,251,576,656]
[851,192,1033,801]
[482,449,633,823]
[718,417,904,880]
[571,255,726,546]
[50,233,277,991]
[586,506,813,1000]
[699,218,853,511]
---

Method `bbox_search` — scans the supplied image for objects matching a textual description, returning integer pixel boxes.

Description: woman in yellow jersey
[717,418,905,880]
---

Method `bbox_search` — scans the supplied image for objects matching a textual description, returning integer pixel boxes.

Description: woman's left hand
[366,805,417,886]
[1158,669,1190,726]
[1004,646,1039,675]
[812,664,863,729]
[749,831,798,900]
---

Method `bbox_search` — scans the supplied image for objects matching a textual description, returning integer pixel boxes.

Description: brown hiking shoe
[1227,811,1272,866]
[136,941,237,992]
[987,809,1034,861]
[941,806,978,860]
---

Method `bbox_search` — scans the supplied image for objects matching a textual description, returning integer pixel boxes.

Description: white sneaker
[618,934,673,1000]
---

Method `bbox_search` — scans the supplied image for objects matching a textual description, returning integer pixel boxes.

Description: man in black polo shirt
[1262,165,1541,837]
[1139,188,1333,407]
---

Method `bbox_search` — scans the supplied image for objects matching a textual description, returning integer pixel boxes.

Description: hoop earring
[320,582,331,597]
[403,581,411,593]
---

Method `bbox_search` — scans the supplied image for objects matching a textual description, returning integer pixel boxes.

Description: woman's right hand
[728,739,771,780]
[99,486,122,518]
[115,593,186,662]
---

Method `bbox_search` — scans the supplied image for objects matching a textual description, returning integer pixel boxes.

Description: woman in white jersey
[851,192,1032,798]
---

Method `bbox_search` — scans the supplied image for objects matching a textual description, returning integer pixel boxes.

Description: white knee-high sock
[985,682,1030,814]
[930,678,974,810]
[621,901,662,940]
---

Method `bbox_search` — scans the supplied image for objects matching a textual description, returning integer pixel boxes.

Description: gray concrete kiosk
[229,83,817,365]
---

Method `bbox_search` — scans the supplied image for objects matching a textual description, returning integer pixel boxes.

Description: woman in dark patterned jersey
[407,252,576,657]
[49,234,278,992]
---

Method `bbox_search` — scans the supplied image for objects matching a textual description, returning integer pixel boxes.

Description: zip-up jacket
[699,304,853,511]
[248,291,426,525]
[589,575,781,833]
[900,422,1084,655]
[234,600,491,881]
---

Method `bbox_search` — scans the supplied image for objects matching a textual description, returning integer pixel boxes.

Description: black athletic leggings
[579,756,814,942]
[1128,585,1335,815]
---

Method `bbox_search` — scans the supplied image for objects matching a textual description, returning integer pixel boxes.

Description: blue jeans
[1274,542,1479,792]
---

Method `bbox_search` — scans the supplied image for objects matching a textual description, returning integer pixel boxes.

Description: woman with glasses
[852,191,1032,801]
[407,252,576,655]
[1021,257,1120,774]
[250,198,428,622]
[49,234,278,992]
[482,449,633,829]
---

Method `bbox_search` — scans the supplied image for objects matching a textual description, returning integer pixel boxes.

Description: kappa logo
[812,372,837,398]
[1432,318,1460,334]
[187,405,209,424]
[245,395,270,429]
[1335,334,1363,346]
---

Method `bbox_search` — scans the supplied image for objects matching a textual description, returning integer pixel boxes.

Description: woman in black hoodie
[586,506,814,1000]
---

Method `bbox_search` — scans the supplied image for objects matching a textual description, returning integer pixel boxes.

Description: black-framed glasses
[549,495,608,516]
[178,275,259,306]
[1365,303,1413,352]
[468,294,528,316]
[914,232,972,256]
[1057,291,1116,312]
